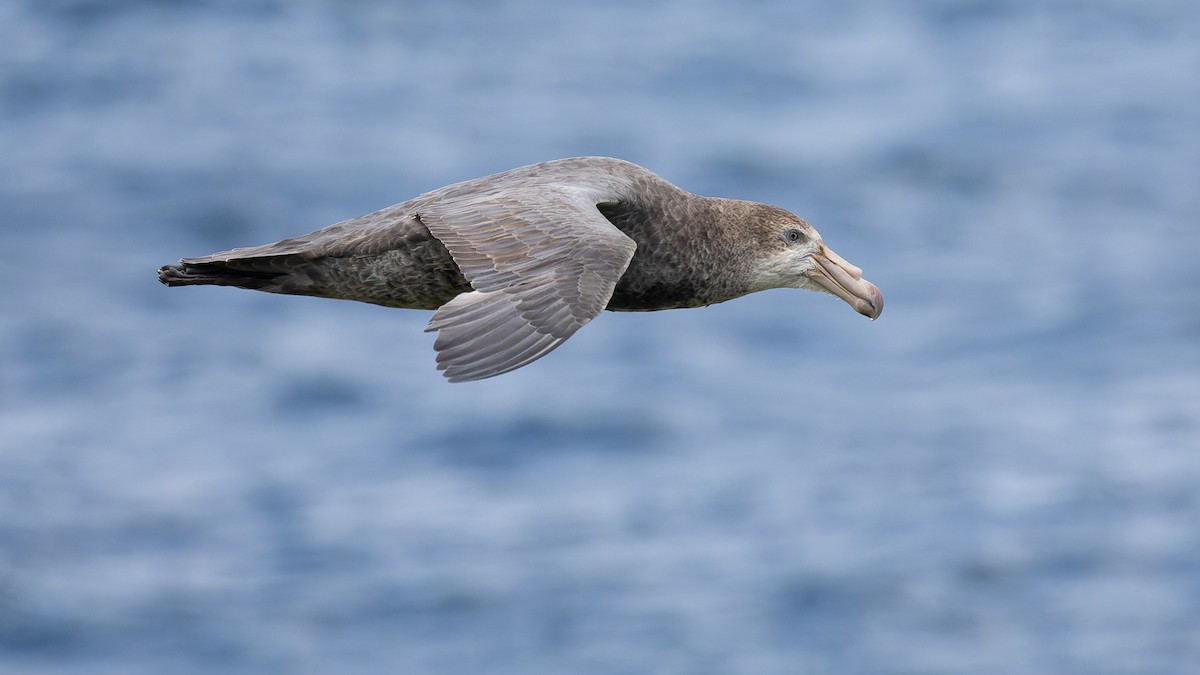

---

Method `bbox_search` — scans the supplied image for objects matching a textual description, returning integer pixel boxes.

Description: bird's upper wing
[420,183,637,382]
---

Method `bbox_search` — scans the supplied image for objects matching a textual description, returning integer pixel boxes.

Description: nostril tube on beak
[822,247,863,280]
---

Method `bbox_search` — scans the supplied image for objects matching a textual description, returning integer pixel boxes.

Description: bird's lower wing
[420,183,637,381]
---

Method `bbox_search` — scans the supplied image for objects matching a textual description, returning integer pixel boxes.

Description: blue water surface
[1,1,1198,673]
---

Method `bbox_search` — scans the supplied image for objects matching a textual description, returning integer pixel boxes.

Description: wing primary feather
[435,314,541,364]
[438,330,549,378]
[442,332,564,382]
[465,334,567,380]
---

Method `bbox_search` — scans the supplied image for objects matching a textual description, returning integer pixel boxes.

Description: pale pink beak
[806,245,883,320]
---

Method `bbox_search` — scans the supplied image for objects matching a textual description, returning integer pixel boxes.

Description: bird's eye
[785,228,804,243]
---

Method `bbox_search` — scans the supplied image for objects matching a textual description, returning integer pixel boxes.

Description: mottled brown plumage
[159,157,882,381]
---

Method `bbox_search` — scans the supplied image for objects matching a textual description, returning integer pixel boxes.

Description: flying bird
[158,157,883,382]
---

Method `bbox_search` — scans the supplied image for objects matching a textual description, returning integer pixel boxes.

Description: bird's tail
[157,256,310,294]
[158,260,265,289]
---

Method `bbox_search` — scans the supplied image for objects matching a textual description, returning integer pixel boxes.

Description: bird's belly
[314,246,471,310]
[605,278,713,311]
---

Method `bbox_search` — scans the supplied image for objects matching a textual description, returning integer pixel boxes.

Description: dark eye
[785,228,804,243]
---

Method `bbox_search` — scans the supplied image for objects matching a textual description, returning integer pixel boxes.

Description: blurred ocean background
[2,0,1198,673]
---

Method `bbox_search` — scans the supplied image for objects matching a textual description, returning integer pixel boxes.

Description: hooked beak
[806,245,884,319]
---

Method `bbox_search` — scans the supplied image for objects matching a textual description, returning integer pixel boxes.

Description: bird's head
[750,209,883,320]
